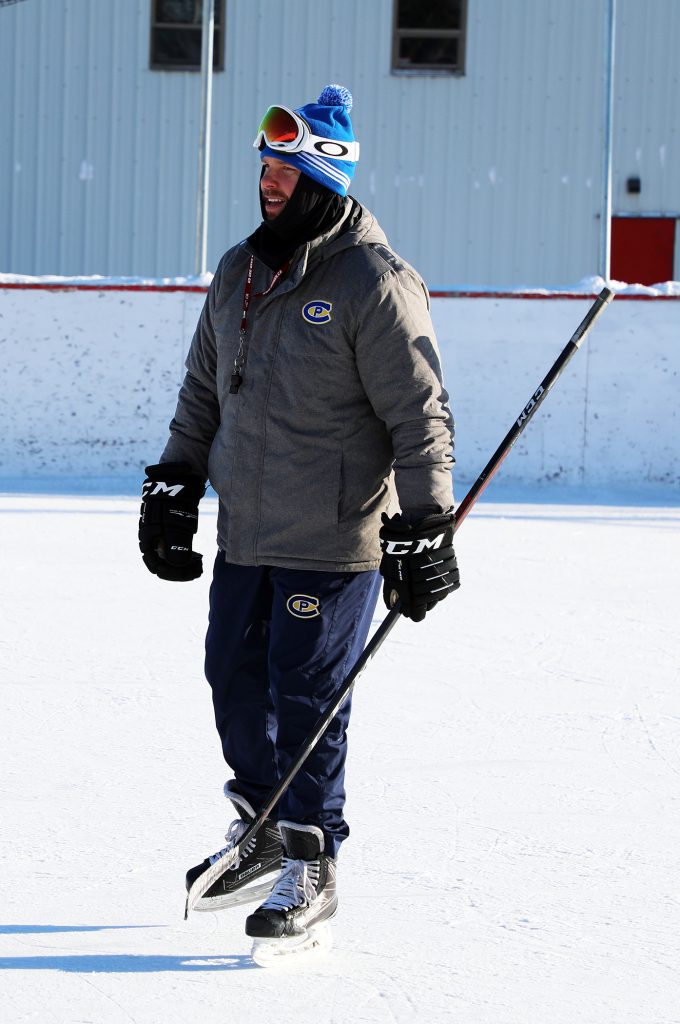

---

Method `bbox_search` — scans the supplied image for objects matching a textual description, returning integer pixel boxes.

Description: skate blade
[250,922,333,967]
[193,877,277,913]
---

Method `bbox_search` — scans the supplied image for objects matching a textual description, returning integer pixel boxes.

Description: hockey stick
[185,285,614,917]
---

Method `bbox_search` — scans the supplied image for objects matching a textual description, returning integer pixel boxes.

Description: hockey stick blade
[184,844,241,920]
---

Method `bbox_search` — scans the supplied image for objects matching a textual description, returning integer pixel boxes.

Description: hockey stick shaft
[185,286,614,916]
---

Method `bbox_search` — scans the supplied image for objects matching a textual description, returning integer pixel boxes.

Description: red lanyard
[230,255,289,394]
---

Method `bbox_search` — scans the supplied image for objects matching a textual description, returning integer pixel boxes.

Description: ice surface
[1,493,679,1023]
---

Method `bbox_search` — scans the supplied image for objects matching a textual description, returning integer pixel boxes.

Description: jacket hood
[312,198,389,261]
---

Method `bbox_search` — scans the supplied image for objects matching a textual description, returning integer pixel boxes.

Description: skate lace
[208,818,256,869]
[259,857,320,913]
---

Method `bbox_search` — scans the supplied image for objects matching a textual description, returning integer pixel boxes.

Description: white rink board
[0,287,205,481]
[1,285,678,494]
[432,295,680,492]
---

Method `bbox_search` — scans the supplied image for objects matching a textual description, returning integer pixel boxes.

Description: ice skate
[246,823,337,965]
[185,782,282,911]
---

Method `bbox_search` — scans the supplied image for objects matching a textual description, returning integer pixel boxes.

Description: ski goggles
[253,105,360,162]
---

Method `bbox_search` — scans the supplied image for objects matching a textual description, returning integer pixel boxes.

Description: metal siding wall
[1,0,203,278]
[614,0,680,217]
[396,0,605,288]
[220,0,603,289]
[1,0,678,284]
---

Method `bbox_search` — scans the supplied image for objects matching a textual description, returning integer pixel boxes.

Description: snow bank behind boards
[0,278,678,496]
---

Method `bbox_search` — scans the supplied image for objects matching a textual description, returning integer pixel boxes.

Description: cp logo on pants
[286,594,321,619]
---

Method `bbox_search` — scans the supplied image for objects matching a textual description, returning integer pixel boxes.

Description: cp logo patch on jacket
[286,594,321,619]
[302,300,332,324]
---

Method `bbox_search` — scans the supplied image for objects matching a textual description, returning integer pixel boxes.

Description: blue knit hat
[258,85,358,197]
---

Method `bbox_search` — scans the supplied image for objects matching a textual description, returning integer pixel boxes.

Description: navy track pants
[204,555,381,858]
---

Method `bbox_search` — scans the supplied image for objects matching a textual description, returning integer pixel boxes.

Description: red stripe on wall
[0,283,678,299]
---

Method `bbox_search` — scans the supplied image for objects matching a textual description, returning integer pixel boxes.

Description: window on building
[150,0,225,71]
[392,0,467,74]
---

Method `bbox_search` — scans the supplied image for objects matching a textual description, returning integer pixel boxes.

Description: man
[139,85,459,953]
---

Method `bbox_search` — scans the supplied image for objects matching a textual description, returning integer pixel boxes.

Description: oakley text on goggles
[253,105,360,162]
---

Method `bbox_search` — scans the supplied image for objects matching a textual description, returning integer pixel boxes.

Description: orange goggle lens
[257,106,303,146]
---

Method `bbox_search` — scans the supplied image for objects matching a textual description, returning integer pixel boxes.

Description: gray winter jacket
[161,200,454,571]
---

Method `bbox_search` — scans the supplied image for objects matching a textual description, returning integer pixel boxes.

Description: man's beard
[248,171,348,269]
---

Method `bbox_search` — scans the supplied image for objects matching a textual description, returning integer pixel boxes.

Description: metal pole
[195,0,215,277]
[599,0,616,280]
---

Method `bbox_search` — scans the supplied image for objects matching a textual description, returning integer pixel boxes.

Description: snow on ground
[2,272,679,296]
[1,492,679,1024]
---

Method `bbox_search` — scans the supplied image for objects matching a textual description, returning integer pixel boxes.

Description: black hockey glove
[139,462,205,582]
[379,510,460,622]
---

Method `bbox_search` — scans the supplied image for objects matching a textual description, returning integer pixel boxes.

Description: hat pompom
[317,84,353,112]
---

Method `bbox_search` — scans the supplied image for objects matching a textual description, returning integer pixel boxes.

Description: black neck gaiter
[247,172,348,270]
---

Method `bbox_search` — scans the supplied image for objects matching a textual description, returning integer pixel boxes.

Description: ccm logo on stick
[516,385,545,427]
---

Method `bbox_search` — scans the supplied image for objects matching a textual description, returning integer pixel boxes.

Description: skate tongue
[279,824,324,860]
[259,857,320,914]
